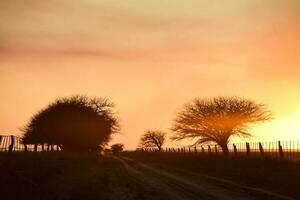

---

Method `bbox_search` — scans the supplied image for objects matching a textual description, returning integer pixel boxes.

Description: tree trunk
[220,143,229,156]
[158,146,162,152]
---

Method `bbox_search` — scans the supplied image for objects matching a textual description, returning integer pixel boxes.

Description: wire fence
[0,135,60,152]
[140,140,300,161]
[2,135,300,161]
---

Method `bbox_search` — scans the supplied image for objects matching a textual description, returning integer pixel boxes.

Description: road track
[117,157,295,200]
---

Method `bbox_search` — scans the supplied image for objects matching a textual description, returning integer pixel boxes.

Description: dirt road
[117,157,295,200]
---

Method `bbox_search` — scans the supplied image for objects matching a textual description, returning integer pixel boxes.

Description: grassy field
[123,152,300,199]
[0,152,164,200]
[1,152,299,200]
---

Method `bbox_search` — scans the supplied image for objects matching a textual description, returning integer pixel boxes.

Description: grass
[123,152,300,199]
[1,152,299,199]
[0,152,163,200]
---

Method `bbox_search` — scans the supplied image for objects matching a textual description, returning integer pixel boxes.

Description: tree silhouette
[22,95,119,152]
[110,143,124,155]
[171,97,271,155]
[139,130,166,151]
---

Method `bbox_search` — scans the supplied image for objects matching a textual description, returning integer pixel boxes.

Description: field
[0,152,299,200]
[124,152,300,199]
[0,153,166,200]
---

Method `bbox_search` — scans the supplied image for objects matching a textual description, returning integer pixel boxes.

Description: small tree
[22,95,119,152]
[139,130,166,151]
[171,97,271,155]
[110,143,124,155]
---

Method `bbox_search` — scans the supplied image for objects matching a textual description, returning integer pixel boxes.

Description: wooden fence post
[208,145,211,154]
[278,141,284,158]
[259,142,264,156]
[246,142,250,157]
[9,135,15,152]
[34,144,37,152]
[47,144,50,152]
[24,144,27,152]
[215,145,218,154]
[201,146,205,154]
[233,144,237,156]
[0,135,2,151]
[188,147,191,153]
[194,146,197,153]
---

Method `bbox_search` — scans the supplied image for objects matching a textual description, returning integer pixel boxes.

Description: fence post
[201,146,205,154]
[34,144,37,152]
[278,141,284,158]
[0,135,2,151]
[233,144,237,156]
[259,142,264,156]
[189,147,191,153]
[208,145,211,154]
[24,144,27,152]
[246,142,250,156]
[9,135,15,152]
[215,145,218,154]
[194,146,197,153]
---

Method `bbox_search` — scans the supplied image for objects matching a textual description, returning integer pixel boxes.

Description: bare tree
[139,130,166,151]
[171,97,271,155]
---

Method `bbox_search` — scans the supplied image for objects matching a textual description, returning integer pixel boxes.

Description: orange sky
[1,0,300,149]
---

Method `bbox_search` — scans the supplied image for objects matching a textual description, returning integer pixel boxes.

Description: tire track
[117,157,260,200]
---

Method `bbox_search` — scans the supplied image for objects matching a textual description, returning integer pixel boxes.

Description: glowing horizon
[1,0,300,149]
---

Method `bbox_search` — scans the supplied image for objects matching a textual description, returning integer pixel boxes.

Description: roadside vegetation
[22,95,119,152]
[0,153,165,200]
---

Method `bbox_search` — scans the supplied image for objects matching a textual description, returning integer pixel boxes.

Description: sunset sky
[1,0,300,149]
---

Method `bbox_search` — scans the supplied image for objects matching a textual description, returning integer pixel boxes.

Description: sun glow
[253,115,300,142]
[1,0,300,149]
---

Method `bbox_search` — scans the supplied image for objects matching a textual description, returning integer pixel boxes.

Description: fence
[2,135,300,160]
[140,140,300,161]
[0,135,61,152]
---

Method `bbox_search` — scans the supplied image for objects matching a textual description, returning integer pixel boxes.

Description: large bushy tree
[22,96,119,152]
[171,97,271,155]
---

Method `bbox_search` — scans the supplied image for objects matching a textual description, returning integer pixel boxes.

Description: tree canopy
[22,95,119,152]
[139,130,166,151]
[171,97,271,155]
[110,143,124,154]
